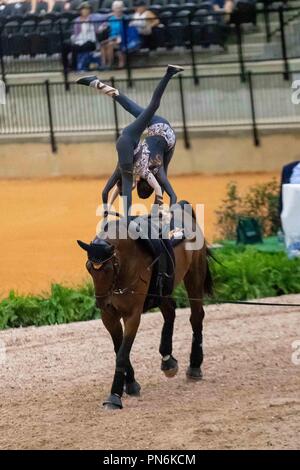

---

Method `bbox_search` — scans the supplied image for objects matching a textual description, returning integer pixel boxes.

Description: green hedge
[0,247,300,329]
[210,246,300,301]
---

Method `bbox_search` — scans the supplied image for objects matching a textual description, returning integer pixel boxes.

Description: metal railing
[1,69,300,152]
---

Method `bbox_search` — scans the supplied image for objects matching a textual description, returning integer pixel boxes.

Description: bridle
[89,253,142,300]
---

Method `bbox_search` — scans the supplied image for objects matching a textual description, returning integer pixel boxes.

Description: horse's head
[77,239,117,300]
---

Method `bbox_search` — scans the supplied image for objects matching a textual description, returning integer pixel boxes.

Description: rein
[93,254,144,300]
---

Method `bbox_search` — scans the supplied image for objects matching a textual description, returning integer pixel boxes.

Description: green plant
[0,283,99,329]
[0,247,299,330]
[215,181,241,239]
[243,179,281,236]
[210,247,300,301]
[215,179,280,240]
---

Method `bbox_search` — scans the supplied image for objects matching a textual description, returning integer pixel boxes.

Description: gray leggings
[115,93,170,127]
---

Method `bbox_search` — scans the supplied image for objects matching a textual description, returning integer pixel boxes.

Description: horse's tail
[178,199,214,297]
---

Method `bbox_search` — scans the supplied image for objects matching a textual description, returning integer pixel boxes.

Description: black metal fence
[0,4,300,88]
[1,69,300,152]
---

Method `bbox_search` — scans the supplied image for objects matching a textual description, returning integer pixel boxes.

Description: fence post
[123,18,133,88]
[263,4,271,43]
[279,6,289,80]
[0,30,7,93]
[247,71,260,147]
[188,14,199,86]
[111,77,119,141]
[235,22,246,83]
[178,75,190,149]
[45,80,57,153]
[59,21,70,92]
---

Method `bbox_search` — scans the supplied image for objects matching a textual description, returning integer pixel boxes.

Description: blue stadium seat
[160,10,173,25]
[199,1,213,10]
[2,20,20,35]
[54,17,72,40]
[164,3,182,14]
[21,20,38,56]
[36,19,61,55]
[201,19,226,48]
[22,13,38,23]
[183,2,198,13]
[2,20,31,56]
[165,0,182,5]
[38,19,53,33]
[21,20,37,34]
[52,1,65,13]
[167,20,186,46]
[152,24,167,47]
[5,1,31,17]
[150,0,166,6]
[194,7,212,22]
[174,9,191,25]
[6,14,24,24]
[189,20,204,45]
[35,1,49,15]
[61,11,78,21]
[149,4,163,15]
[44,12,61,21]
[29,25,49,55]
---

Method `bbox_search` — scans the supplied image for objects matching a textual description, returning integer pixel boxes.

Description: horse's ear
[77,240,90,252]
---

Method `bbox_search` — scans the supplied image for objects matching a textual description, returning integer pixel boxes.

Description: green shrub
[210,247,300,302]
[0,248,299,330]
[0,283,99,329]
[215,179,281,240]
[215,181,241,240]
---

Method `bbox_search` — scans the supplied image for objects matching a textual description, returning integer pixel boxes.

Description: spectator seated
[0,0,264,73]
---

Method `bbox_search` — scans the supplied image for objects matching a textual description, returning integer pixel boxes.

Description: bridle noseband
[89,254,140,300]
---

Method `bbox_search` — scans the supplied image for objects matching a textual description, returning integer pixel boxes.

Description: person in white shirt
[62,2,109,71]
[280,160,300,258]
[130,0,159,49]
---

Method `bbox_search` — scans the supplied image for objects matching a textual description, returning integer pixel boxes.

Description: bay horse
[77,202,213,410]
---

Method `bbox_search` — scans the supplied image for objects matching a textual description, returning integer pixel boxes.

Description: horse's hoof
[125,380,141,396]
[161,355,178,378]
[186,366,203,381]
[103,393,123,410]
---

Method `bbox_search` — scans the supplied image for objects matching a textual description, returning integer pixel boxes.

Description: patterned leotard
[133,122,176,179]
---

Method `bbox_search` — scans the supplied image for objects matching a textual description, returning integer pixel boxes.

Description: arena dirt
[0,294,299,450]
[0,173,278,297]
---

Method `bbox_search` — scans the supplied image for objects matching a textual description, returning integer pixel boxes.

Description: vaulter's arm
[156,167,177,206]
[102,165,121,206]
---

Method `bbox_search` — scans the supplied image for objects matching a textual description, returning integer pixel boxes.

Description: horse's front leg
[103,309,141,410]
[159,298,178,378]
[101,309,141,405]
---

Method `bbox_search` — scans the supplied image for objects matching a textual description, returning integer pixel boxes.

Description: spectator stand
[0,1,299,90]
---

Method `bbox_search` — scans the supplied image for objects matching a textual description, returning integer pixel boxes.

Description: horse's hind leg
[159,298,178,378]
[184,267,205,381]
